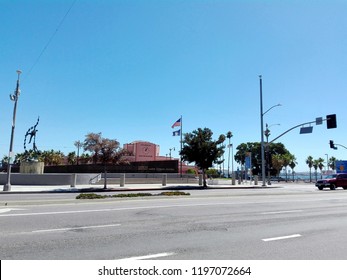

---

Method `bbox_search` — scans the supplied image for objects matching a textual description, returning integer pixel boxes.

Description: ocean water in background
[279,171,333,182]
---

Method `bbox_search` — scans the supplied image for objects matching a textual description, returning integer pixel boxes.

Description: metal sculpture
[24,117,40,152]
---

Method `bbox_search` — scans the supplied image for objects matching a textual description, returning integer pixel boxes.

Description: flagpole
[180,115,183,178]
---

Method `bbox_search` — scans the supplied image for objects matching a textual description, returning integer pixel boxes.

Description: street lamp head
[16,70,22,75]
[263,104,282,116]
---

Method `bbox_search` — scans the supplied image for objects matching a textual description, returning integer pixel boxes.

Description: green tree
[41,150,65,165]
[83,132,130,165]
[180,128,225,187]
[79,153,91,164]
[186,168,197,175]
[272,154,284,177]
[306,156,314,182]
[235,142,290,176]
[15,149,43,163]
[83,132,102,164]
[1,155,9,169]
[206,168,219,178]
[67,152,76,165]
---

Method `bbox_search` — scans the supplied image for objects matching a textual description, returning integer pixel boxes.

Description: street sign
[300,126,313,134]
[336,161,347,173]
[245,156,251,169]
[316,117,323,125]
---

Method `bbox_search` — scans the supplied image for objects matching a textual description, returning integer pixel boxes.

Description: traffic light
[326,114,337,129]
[329,140,338,150]
[330,140,335,149]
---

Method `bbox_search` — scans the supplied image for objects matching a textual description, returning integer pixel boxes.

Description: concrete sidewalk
[0,180,289,194]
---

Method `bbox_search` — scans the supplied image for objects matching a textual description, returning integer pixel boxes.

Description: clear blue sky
[1,0,346,172]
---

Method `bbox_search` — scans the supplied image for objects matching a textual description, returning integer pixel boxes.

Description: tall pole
[259,75,266,187]
[180,115,183,177]
[227,142,231,178]
[231,143,234,179]
[3,70,22,191]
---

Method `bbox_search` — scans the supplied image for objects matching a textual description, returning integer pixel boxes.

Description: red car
[315,173,347,190]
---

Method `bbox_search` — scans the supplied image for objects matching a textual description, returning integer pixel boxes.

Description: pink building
[123,141,160,162]
[123,141,197,174]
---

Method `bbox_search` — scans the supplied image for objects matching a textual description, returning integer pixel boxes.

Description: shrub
[76,191,190,199]
[76,193,106,199]
[160,191,190,196]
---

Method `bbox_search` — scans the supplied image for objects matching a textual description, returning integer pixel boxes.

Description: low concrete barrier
[120,174,125,187]
[162,174,167,186]
[0,173,99,186]
[0,172,198,186]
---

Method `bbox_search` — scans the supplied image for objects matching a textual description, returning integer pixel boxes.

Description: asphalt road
[1,184,347,260]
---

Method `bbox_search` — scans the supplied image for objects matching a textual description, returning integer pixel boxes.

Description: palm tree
[41,150,65,165]
[313,159,319,182]
[282,153,293,182]
[272,154,284,177]
[289,155,297,181]
[329,156,337,171]
[67,152,76,165]
[317,157,325,179]
[226,131,233,178]
[74,140,82,165]
[1,155,9,169]
[306,156,314,182]
[79,153,91,164]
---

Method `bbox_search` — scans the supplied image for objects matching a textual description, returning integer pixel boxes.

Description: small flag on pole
[171,118,181,128]
[173,129,181,136]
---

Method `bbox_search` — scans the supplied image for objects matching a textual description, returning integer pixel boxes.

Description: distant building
[123,140,197,174]
[123,141,159,162]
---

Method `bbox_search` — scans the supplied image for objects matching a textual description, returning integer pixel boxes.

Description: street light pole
[3,70,22,192]
[259,75,266,186]
[259,76,282,187]
[169,147,175,159]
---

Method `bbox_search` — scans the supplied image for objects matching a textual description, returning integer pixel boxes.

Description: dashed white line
[0,208,24,214]
[117,252,176,260]
[261,210,303,215]
[262,234,302,242]
[31,224,121,233]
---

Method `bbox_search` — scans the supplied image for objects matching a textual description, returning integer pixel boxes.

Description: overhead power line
[24,0,77,81]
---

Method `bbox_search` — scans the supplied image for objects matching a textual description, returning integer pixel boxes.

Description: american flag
[171,118,181,128]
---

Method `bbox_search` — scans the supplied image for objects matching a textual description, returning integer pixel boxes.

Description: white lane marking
[0,202,260,217]
[0,208,24,214]
[31,224,121,233]
[261,210,303,215]
[117,252,176,260]
[262,234,302,242]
